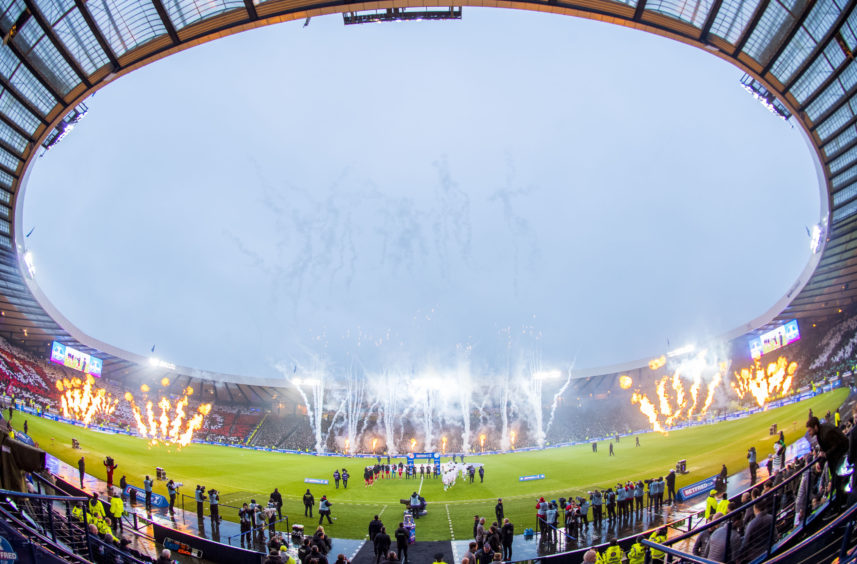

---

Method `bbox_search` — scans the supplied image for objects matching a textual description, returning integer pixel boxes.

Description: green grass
[20,387,847,541]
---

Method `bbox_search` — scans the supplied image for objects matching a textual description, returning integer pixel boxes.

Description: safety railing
[639,452,833,563]
[225,514,291,547]
[0,486,156,564]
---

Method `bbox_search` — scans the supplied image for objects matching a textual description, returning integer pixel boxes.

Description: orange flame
[56,377,118,424]
[632,392,664,433]
[731,356,796,408]
[126,391,210,448]
[632,359,724,433]
[649,356,666,370]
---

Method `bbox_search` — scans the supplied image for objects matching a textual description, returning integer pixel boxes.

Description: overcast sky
[21,8,821,382]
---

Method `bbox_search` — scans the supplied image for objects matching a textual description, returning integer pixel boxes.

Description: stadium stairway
[245,413,268,446]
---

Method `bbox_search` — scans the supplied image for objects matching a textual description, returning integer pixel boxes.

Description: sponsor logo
[304,478,329,485]
[518,474,546,482]
[13,431,34,446]
[677,476,717,501]
[125,485,169,508]
[0,535,17,564]
[164,537,203,558]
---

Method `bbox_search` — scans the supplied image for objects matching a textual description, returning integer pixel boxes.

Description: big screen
[50,341,103,377]
[749,320,800,359]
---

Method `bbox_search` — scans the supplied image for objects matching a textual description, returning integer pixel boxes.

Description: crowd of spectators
[2,304,857,455]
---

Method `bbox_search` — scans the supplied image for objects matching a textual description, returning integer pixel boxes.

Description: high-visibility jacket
[109,496,124,519]
[88,500,105,520]
[716,498,730,515]
[627,542,646,564]
[705,494,718,518]
[95,518,117,543]
[649,532,667,560]
[71,506,83,521]
[596,545,624,564]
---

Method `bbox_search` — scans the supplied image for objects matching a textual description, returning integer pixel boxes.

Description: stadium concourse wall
[9,379,845,458]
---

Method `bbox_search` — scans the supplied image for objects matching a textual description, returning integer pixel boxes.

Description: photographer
[195,485,207,520]
[589,490,602,524]
[166,480,177,514]
[210,489,220,529]
[239,503,253,548]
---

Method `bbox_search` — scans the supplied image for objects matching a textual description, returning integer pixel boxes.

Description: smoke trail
[344,366,367,453]
[545,368,572,437]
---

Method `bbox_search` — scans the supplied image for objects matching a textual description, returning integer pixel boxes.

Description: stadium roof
[0,0,850,385]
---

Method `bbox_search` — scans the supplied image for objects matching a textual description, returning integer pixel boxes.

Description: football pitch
[21,387,848,541]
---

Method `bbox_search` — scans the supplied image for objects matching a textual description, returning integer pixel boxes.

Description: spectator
[464,542,477,564]
[313,527,332,555]
[369,515,383,541]
[156,549,173,564]
[740,502,774,561]
[395,521,409,563]
[374,526,391,564]
[500,518,513,560]
[707,512,743,562]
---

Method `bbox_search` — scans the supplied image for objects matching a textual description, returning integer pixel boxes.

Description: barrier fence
[639,450,840,563]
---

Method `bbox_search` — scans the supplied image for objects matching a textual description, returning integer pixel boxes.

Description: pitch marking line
[445,504,455,540]
[418,476,425,495]
[350,541,365,560]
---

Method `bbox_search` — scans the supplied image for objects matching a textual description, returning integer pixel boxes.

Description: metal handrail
[641,538,721,564]
[226,514,291,545]
[0,486,89,503]
[0,503,90,563]
[662,454,824,548]
[764,500,857,563]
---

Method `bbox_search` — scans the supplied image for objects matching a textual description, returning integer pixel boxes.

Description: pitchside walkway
[43,448,776,564]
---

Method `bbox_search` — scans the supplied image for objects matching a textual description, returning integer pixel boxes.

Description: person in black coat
[374,526,391,564]
[808,415,849,510]
[313,528,332,554]
[308,545,328,564]
[304,490,315,517]
[271,488,283,519]
[298,538,312,564]
[369,515,383,541]
[77,457,85,488]
[501,518,514,560]
[395,522,409,563]
[495,499,504,523]
[665,470,676,505]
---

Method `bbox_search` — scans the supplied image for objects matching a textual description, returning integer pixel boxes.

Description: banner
[0,535,17,564]
[676,475,717,501]
[164,537,203,558]
[519,474,545,482]
[125,485,169,508]
[304,478,329,485]
[13,432,34,446]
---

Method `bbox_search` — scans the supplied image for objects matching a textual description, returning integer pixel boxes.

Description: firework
[56,375,118,425]
[126,389,211,447]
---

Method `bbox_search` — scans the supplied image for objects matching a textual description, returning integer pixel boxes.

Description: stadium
[0,0,856,563]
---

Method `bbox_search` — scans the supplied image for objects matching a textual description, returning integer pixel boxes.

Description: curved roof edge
[0,0,845,386]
